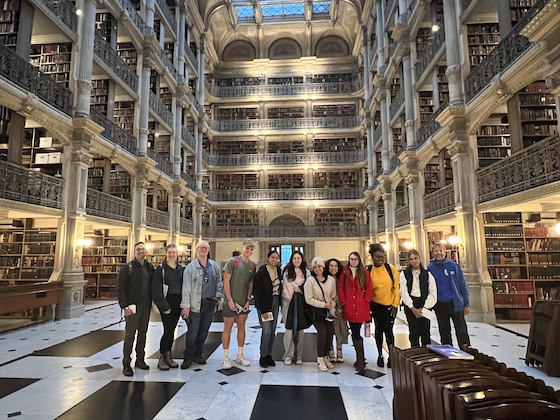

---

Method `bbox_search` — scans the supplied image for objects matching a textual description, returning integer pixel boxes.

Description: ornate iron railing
[390,87,405,119]
[155,0,176,35]
[389,154,401,172]
[0,43,73,116]
[203,224,369,239]
[147,149,174,178]
[207,187,364,202]
[29,0,77,34]
[374,125,382,143]
[415,23,445,81]
[424,184,455,219]
[181,126,197,150]
[91,109,138,155]
[408,0,418,14]
[205,150,367,166]
[477,135,560,203]
[180,218,194,234]
[205,81,362,98]
[385,0,397,23]
[0,160,62,210]
[181,172,196,191]
[465,0,548,101]
[156,48,178,82]
[116,0,145,33]
[185,47,197,71]
[416,102,447,148]
[395,205,410,228]
[377,216,386,232]
[86,189,132,222]
[208,116,362,132]
[149,91,174,128]
[186,90,198,110]
[93,32,138,92]
[146,207,170,231]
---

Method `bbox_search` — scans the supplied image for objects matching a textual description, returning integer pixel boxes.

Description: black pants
[370,301,395,355]
[123,305,151,364]
[313,319,334,357]
[159,294,183,353]
[348,322,363,340]
[404,299,431,347]
[434,301,470,348]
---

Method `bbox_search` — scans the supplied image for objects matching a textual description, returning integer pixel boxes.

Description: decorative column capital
[71,151,93,166]
[447,140,470,158]
[545,71,560,94]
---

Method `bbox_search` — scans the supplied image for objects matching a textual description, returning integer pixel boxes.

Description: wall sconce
[76,239,92,247]
[178,246,185,253]
[448,235,461,245]
[146,243,154,251]
[403,241,413,250]
[432,23,440,32]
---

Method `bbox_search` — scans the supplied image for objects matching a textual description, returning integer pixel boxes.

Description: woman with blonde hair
[337,251,373,373]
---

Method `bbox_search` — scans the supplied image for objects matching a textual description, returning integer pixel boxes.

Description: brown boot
[158,352,169,371]
[353,337,366,374]
[165,351,178,368]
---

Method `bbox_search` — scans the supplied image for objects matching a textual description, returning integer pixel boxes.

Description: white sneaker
[222,357,232,369]
[284,358,292,365]
[317,357,328,372]
[324,356,335,369]
[235,354,250,367]
[336,350,344,363]
[296,358,302,365]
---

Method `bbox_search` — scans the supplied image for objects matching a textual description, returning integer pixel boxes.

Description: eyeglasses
[199,247,209,250]
[349,257,359,261]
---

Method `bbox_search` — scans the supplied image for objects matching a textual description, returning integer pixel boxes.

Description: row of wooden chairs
[390,346,560,420]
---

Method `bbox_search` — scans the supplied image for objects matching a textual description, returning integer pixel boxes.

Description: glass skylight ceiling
[233,1,331,23]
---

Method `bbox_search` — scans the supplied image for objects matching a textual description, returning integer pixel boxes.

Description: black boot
[353,337,366,374]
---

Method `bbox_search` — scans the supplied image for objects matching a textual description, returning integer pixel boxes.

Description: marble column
[58,119,102,318]
[131,158,153,250]
[382,185,397,264]
[406,170,427,262]
[442,0,463,107]
[402,45,416,149]
[75,0,97,117]
[171,184,182,245]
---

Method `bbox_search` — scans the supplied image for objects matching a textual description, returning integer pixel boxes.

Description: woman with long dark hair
[326,258,348,362]
[253,250,283,368]
[281,250,310,365]
[152,244,184,370]
[400,249,437,347]
[337,251,372,373]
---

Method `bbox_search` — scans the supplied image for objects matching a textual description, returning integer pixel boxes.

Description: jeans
[123,305,151,364]
[434,301,470,348]
[183,298,217,361]
[159,294,182,352]
[257,295,280,357]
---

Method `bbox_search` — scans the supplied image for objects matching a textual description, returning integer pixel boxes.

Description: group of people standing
[117,238,470,377]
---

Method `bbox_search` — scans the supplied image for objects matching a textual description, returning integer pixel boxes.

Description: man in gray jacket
[180,240,223,368]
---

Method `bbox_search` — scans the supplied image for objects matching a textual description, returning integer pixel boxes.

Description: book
[427,344,474,360]
[261,312,273,322]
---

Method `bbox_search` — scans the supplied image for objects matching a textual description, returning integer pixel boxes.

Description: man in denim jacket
[427,242,471,348]
[180,240,223,368]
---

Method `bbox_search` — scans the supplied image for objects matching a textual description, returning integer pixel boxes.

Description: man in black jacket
[117,241,155,376]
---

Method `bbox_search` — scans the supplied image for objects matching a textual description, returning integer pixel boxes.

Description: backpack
[366,263,396,292]
[233,256,256,272]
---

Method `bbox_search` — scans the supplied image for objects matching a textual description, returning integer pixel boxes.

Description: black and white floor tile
[0,301,557,419]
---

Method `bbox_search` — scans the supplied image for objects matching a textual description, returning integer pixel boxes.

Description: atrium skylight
[233,1,331,23]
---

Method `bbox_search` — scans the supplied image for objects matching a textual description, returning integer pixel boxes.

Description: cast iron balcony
[180,218,194,235]
[149,91,174,128]
[207,187,364,202]
[146,207,170,231]
[415,24,445,82]
[181,172,196,191]
[208,116,362,132]
[395,205,410,228]
[147,149,174,178]
[91,109,138,156]
[28,0,77,34]
[416,102,447,148]
[424,184,455,219]
[206,81,362,98]
[389,87,405,119]
[155,0,176,37]
[86,189,132,222]
[116,0,145,34]
[205,150,367,167]
[93,33,138,93]
[203,224,369,239]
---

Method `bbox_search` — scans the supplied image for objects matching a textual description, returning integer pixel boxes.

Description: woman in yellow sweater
[368,243,400,368]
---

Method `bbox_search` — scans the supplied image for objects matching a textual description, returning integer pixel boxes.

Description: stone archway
[269,214,305,227]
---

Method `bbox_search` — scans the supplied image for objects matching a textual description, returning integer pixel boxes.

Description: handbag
[303,277,329,324]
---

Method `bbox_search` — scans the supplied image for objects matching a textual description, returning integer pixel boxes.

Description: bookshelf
[218,107,258,120]
[427,231,460,262]
[146,240,167,266]
[216,209,259,227]
[216,140,258,154]
[83,232,128,300]
[216,173,258,190]
[156,135,171,159]
[415,28,432,55]
[315,208,358,226]
[392,128,403,155]
[29,43,72,88]
[164,42,174,61]
[117,42,138,71]
[390,78,401,100]
[268,76,303,84]
[476,124,511,168]
[87,157,106,191]
[150,69,158,93]
[312,104,355,117]
[437,66,449,105]
[313,137,359,152]
[467,24,500,69]
[0,0,19,49]
[418,91,434,124]
[314,171,359,188]
[95,12,114,44]
[178,243,192,266]
[268,141,304,153]
[268,107,304,119]
[109,164,131,200]
[160,87,172,110]
[113,101,135,135]
[91,78,110,115]
[309,73,353,83]
[218,77,260,86]
[485,212,560,321]
[0,222,56,286]
[424,161,441,194]
[22,127,63,176]
[268,173,305,189]
[510,0,538,27]
[518,81,558,148]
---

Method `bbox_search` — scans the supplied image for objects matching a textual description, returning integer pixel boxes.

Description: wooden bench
[0,281,63,321]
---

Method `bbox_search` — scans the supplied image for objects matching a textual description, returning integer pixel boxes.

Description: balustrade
[155,0,176,35]
[414,24,445,81]
[186,91,198,110]
[149,91,174,128]
[93,33,138,92]
[477,134,560,203]
[116,0,145,33]
[29,0,77,33]
[416,102,447,148]
[395,205,410,228]
[0,44,73,115]
[378,216,386,232]
[91,109,137,155]
[205,150,367,166]
[203,224,368,239]
[207,187,363,202]
[181,172,196,191]
[147,149,174,178]
[385,0,397,22]
[155,49,178,82]
[146,207,170,231]
[180,218,194,234]
[208,116,362,132]
[374,125,382,143]
[424,184,455,219]
[206,81,362,98]
[185,47,197,72]
[389,154,401,172]
[0,161,62,210]
[86,189,131,222]
[390,87,405,119]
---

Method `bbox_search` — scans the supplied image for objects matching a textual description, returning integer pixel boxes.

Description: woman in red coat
[337,251,373,373]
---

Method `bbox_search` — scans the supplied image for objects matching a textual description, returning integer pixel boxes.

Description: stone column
[442,0,463,107]
[75,0,97,117]
[131,158,153,249]
[365,110,375,188]
[195,196,205,240]
[381,180,397,263]
[406,170,427,261]
[380,90,390,172]
[58,118,102,318]
[402,44,416,149]
[171,184,182,245]
[362,26,371,102]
